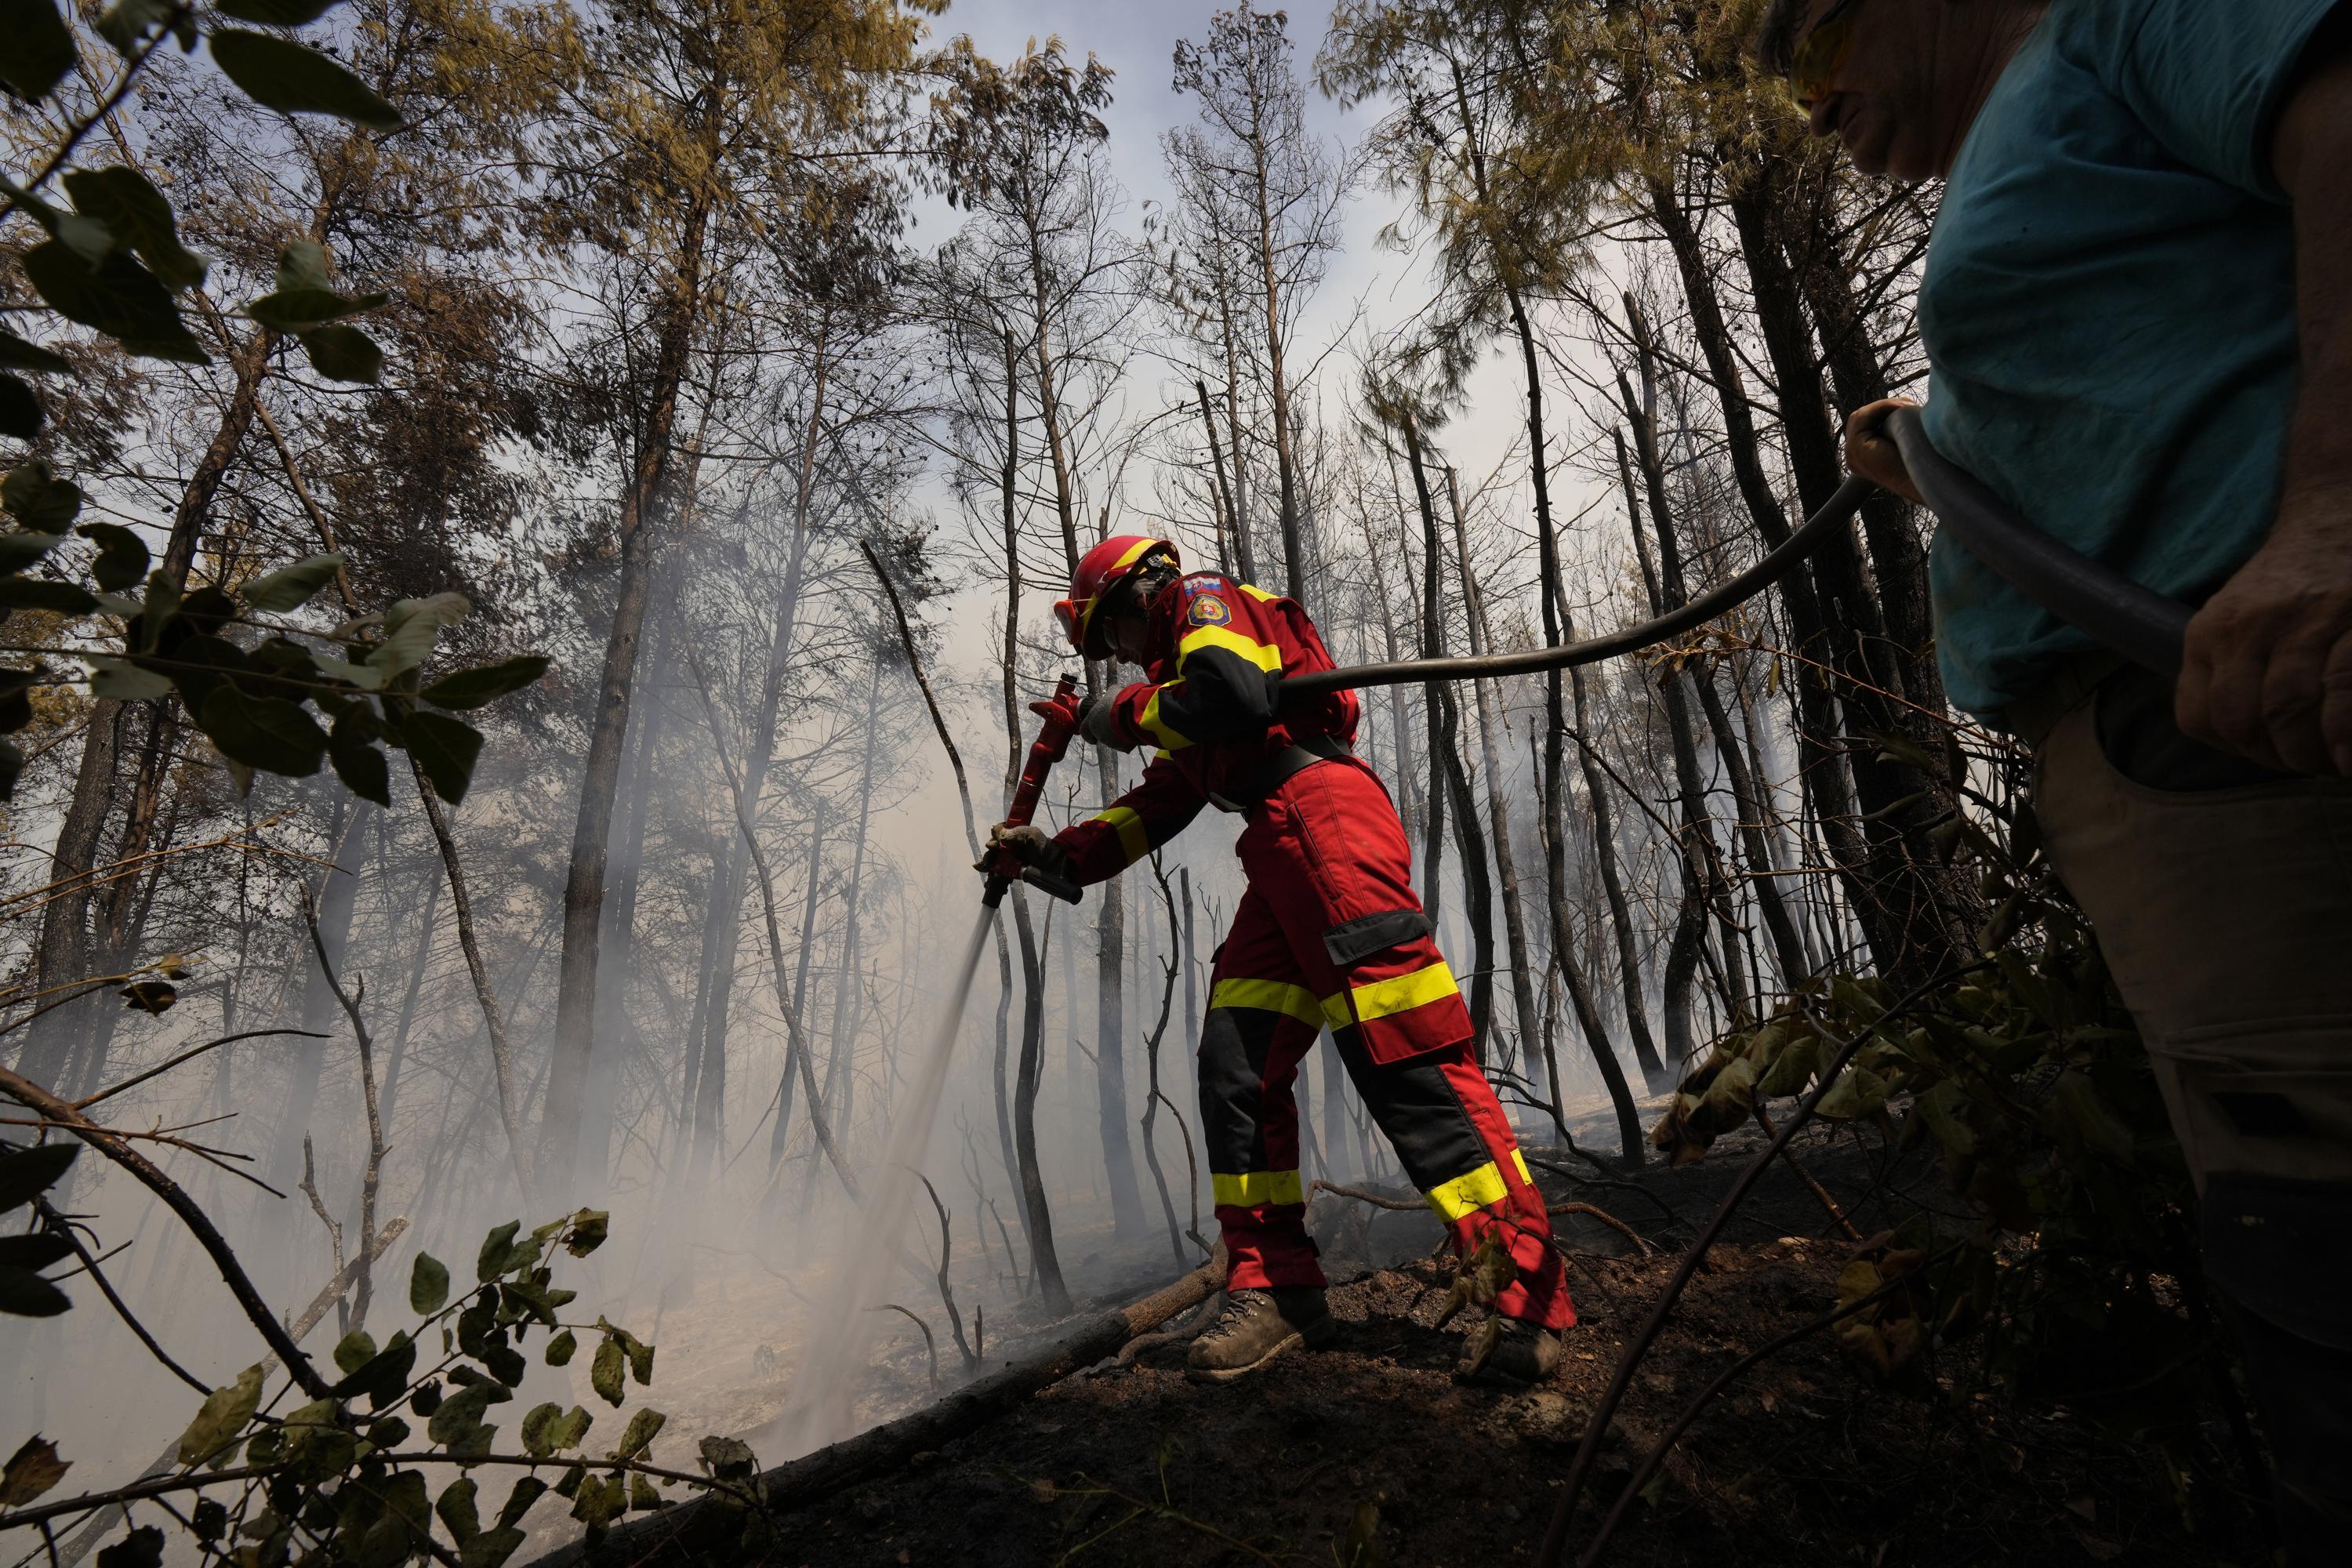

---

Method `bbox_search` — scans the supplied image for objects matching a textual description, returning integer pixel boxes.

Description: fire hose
[987,408,2194,902]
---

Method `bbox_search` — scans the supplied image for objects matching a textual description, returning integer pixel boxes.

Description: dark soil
[624,1121,2275,1568]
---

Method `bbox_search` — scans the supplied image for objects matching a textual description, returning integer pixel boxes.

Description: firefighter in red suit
[984,535,1573,1382]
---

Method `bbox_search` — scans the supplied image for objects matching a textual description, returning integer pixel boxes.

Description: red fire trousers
[1200,757,1574,1330]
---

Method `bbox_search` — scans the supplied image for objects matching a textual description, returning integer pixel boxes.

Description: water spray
[771,673,1090,1453]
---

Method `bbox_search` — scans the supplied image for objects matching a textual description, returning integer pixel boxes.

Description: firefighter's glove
[976,822,1069,880]
[1077,690,1134,752]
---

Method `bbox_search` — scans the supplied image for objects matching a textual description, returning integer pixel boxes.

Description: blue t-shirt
[1918,0,2339,720]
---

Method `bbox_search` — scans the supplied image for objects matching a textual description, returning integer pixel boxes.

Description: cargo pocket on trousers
[2150,1022,2352,1189]
[1321,909,1467,1066]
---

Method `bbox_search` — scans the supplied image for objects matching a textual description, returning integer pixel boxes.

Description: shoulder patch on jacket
[1187,592,1232,627]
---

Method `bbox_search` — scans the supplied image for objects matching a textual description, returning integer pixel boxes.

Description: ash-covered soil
[749,1243,2259,1568]
[615,1120,2271,1568]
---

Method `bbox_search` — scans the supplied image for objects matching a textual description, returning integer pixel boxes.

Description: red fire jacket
[1053,572,1360,885]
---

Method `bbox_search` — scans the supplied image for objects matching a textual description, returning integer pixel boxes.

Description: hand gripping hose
[981,671,1086,909]
[1883,405,2191,677]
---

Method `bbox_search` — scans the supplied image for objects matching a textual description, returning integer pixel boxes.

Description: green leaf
[328,714,391,807]
[402,709,483,804]
[295,323,382,383]
[2,462,82,529]
[0,577,97,614]
[333,1328,377,1374]
[608,1408,664,1461]
[517,1403,562,1457]
[20,242,207,364]
[369,590,469,673]
[436,1476,481,1543]
[544,1328,577,1367]
[495,1477,548,1531]
[0,331,72,375]
[0,1265,70,1316]
[61,167,205,291]
[94,0,174,54]
[239,551,343,612]
[422,655,550,711]
[208,31,403,131]
[0,0,76,101]
[176,1364,264,1466]
[246,286,385,332]
[216,0,343,22]
[0,669,32,732]
[1816,1064,1889,1122]
[424,1380,510,1446]
[410,1251,450,1314]
[569,1472,626,1531]
[0,1436,70,1508]
[476,1219,523,1282]
[590,1337,624,1408]
[0,531,66,574]
[335,1329,416,1408]
[461,1526,526,1568]
[483,1337,527,1388]
[564,1208,608,1257]
[198,681,327,776]
[0,1141,75,1212]
[76,522,150,593]
[0,375,38,440]
[275,238,334,293]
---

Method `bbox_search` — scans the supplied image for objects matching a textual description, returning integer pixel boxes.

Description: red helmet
[1054,535,1179,657]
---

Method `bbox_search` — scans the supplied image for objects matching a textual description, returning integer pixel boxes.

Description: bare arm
[2175,21,2352,774]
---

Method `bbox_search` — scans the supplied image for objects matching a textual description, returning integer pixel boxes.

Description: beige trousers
[2032,690,2352,1190]
[2031,672,2352,1553]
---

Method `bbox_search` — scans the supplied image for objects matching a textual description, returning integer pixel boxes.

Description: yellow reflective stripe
[1511,1148,1533,1188]
[1346,960,1461,1024]
[1178,623,1284,673]
[1425,1160,1509,1222]
[1320,992,1352,1031]
[1089,805,1149,866]
[1209,978,1324,1030]
[1138,684,1193,750]
[1237,583,1278,602]
[1212,1170,1305,1207]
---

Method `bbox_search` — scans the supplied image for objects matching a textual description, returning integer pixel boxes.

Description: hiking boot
[1186,1287,1336,1381]
[1461,1316,1563,1383]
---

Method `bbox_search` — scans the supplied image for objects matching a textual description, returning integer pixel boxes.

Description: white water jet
[764,902,996,1455]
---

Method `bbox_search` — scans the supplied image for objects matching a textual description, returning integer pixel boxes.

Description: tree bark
[542,183,710,1183]
[1445,469,1543,1078]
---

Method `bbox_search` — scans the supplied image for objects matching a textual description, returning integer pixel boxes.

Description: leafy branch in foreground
[3,0,546,807]
[0,475,549,804]
[1650,734,2209,1436]
[0,1210,725,1568]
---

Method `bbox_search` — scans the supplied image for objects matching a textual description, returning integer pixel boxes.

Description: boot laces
[1203,1288,1272,1340]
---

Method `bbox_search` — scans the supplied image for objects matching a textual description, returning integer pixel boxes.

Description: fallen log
[528,1249,1225,1568]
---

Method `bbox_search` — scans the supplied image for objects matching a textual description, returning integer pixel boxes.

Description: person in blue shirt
[1755,1,2351,1558]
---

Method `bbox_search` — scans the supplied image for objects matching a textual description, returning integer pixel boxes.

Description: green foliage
[1,0,547,810]
[0,1140,78,1316]
[35,1210,677,1566]
[208,30,402,132]
[1652,764,2210,1435]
